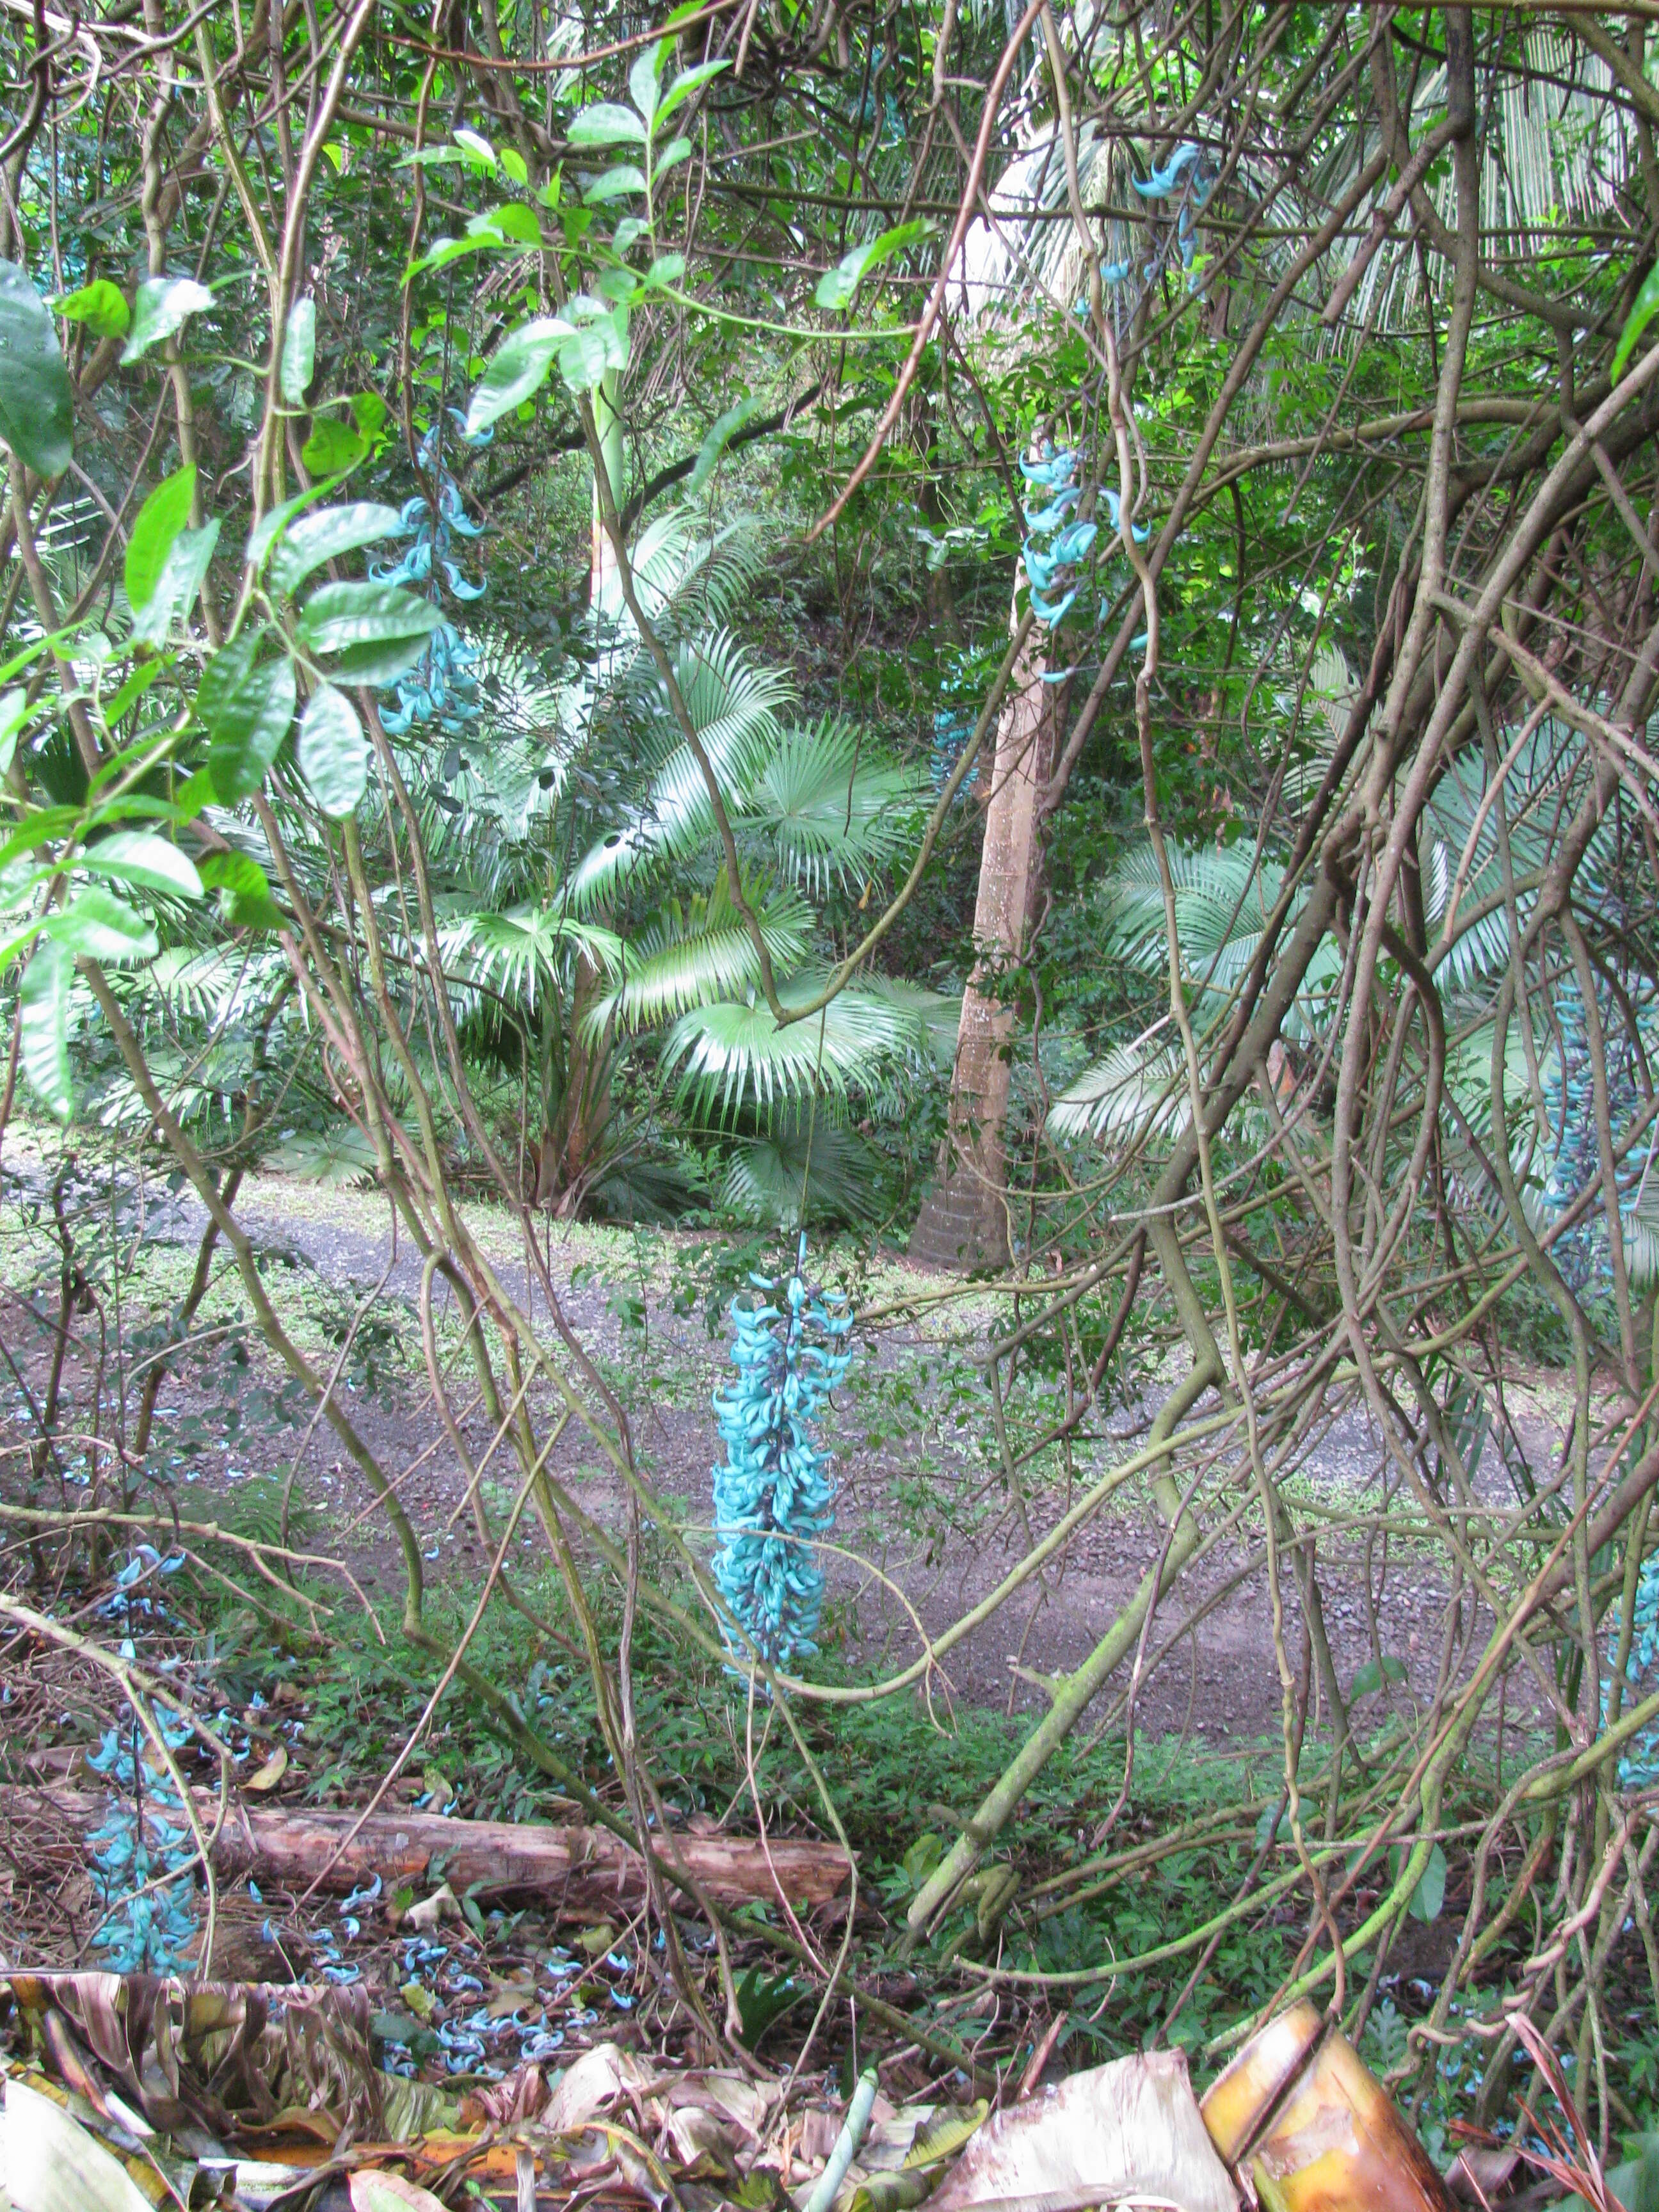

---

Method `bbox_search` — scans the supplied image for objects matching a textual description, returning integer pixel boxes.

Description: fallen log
[39,1786,851,1916]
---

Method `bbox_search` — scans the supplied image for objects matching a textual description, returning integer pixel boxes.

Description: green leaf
[0,685,30,776]
[568,102,647,148]
[246,486,327,575]
[270,501,405,596]
[465,316,573,435]
[44,887,158,964]
[499,146,529,186]
[643,252,685,290]
[1614,261,1659,381]
[129,518,219,648]
[583,165,646,205]
[654,136,694,183]
[20,936,73,1119]
[122,274,214,363]
[281,295,317,404]
[52,279,131,338]
[814,220,933,310]
[300,417,369,476]
[453,127,496,167]
[124,463,196,613]
[1409,1842,1447,1923]
[628,42,666,124]
[351,391,389,440]
[471,201,541,245]
[0,260,74,476]
[198,636,297,802]
[296,682,367,817]
[198,849,282,929]
[654,58,729,129]
[688,394,761,495]
[296,580,441,685]
[79,829,204,900]
[1381,1653,1407,1683]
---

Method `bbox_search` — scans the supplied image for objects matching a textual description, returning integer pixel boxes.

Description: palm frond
[721,1107,883,1229]
[662,974,930,1113]
[566,632,790,911]
[264,1124,380,1188]
[1046,1028,1189,1150]
[437,902,626,1012]
[597,873,812,1032]
[743,719,926,896]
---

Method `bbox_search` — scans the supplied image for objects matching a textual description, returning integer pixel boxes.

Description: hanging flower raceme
[710,1238,853,1669]
[86,1704,200,1975]
[375,410,491,742]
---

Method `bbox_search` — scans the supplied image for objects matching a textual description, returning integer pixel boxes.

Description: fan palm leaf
[744,718,927,896]
[592,872,813,1032]
[662,973,930,1112]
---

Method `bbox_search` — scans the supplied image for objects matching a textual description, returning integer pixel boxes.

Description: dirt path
[1,1152,1573,1751]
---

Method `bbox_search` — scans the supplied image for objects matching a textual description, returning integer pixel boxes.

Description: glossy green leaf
[124,463,196,613]
[122,274,214,363]
[0,260,74,476]
[79,829,204,900]
[281,295,317,404]
[198,849,283,929]
[474,201,541,245]
[270,501,405,596]
[45,887,158,963]
[453,126,496,166]
[297,682,368,817]
[198,636,297,801]
[688,395,760,495]
[583,165,646,204]
[568,101,647,148]
[654,58,729,129]
[654,136,694,183]
[465,316,573,435]
[19,937,73,1119]
[628,42,666,123]
[1409,1842,1447,1923]
[246,486,327,575]
[814,220,932,310]
[1614,261,1659,381]
[130,518,219,648]
[499,145,529,186]
[296,580,441,685]
[52,279,130,337]
[301,417,369,476]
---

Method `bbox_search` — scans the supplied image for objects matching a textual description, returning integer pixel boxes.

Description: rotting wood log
[42,1788,851,1914]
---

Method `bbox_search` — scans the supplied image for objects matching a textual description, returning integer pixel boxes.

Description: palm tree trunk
[910,602,1053,1270]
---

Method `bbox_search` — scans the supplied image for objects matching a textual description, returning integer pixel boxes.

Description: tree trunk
[909,604,1052,1270]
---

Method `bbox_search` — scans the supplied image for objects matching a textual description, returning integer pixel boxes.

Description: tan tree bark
[910,600,1053,1270]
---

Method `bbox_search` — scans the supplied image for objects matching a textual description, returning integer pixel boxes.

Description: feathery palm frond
[594,872,813,1032]
[662,974,931,1112]
[595,514,765,634]
[1046,1029,1189,1149]
[744,719,927,896]
[566,632,791,911]
[721,1106,883,1229]
[437,902,626,1013]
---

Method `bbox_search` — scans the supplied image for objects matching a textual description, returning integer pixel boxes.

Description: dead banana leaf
[3,2078,156,2212]
[349,2174,449,2212]
[928,2049,1237,2212]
